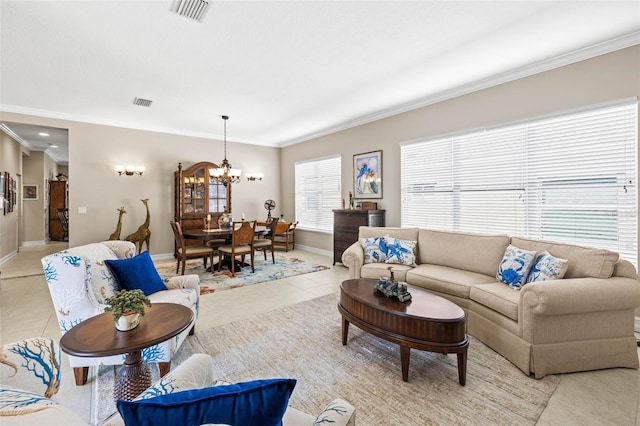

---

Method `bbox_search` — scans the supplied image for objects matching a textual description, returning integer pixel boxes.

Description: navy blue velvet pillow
[105,251,167,296]
[116,378,296,426]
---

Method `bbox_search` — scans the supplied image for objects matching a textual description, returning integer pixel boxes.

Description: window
[401,100,637,265]
[295,155,342,232]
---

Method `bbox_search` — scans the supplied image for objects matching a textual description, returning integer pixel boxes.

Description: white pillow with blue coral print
[497,244,537,289]
[384,236,417,266]
[360,236,388,263]
[526,251,569,283]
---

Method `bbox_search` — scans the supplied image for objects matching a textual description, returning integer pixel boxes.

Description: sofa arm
[0,338,61,398]
[313,398,356,426]
[520,276,640,317]
[164,274,200,292]
[341,242,364,279]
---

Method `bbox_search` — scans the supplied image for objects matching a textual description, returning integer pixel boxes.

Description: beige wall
[0,130,22,260]
[21,151,47,242]
[282,45,640,258]
[0,117,281,257]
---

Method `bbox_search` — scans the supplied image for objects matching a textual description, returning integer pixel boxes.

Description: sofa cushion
[470,282,520,321]
[105,251,167,296]
[407,264,495,299]
[417,229,510,276]
[384,236,417,266]
[360,236,388,263]
[359,226,420,242]
[361,263,413,282]
[511,237,619,279]
[496,245,537,289]
[526,251,569,283]
[117,378,296,426]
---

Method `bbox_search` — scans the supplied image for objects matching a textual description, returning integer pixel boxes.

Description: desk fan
[264,199,276,219]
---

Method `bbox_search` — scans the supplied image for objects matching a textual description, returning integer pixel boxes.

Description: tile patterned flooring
[1,242,639,425]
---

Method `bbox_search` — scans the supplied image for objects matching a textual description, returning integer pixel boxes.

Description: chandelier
[209,115,241,185]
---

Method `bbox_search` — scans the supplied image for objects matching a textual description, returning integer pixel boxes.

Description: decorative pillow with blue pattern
[497,244,537,289]
[526,251,569,283]
[360,236,388,263]
[384,236,417,266]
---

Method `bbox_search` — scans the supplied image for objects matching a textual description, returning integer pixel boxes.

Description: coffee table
[338,278,468,385]
[60,303,194,401]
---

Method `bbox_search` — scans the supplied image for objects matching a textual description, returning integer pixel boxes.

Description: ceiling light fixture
[209,115,241,186]
[39,132,49,137]
[49,144,59,149]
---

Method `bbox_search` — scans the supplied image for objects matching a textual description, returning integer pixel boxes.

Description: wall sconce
[115,165,145,176]
[246,172,264,181]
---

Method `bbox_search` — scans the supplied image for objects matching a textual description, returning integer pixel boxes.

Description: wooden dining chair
[170,221,216,275]
[274,221,298,252]
[217,220,256,277]
[253,217,279,263]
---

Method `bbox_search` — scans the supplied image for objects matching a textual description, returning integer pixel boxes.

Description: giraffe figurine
[108,207,127,240]
[124,199,151,253]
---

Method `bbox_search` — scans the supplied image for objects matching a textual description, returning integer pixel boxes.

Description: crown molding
[279,31,640,147]
[2,32,638,149]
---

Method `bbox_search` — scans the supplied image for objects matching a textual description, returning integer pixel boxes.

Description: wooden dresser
[333,209,385,265]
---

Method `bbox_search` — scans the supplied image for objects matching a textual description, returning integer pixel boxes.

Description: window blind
[295,155,342,232]
[401,101,638,265]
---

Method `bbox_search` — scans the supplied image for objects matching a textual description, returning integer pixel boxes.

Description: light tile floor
[1,242,639,425]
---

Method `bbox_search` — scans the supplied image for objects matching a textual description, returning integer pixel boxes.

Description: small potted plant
[104,289,152,331]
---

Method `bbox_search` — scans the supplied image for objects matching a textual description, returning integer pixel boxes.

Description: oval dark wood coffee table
[338,278,468,385]
[60,303,194,401]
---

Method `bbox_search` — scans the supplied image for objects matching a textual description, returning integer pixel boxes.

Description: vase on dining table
[218,213,233,230]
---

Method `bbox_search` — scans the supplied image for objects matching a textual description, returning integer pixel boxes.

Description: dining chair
[170,221,216,275]
[253,217,279,263]
[217,220,256,277]
[274,221,298,252]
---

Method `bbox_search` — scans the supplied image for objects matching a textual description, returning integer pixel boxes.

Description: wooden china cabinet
[174,162,232,246]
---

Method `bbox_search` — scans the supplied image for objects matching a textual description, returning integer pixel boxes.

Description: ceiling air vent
[170,0,210,23]
[133,97,153,107]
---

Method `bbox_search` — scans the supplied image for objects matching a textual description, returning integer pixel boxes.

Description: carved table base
[114,351,152,401]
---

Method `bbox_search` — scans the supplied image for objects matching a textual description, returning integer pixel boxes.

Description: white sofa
[342,226,640,378]
[41,241,200,385]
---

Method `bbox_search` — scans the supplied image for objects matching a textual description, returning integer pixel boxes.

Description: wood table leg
[457,349,467,386]
[400,345,411,382]
[341,316,350,345]
[114,350,152,401]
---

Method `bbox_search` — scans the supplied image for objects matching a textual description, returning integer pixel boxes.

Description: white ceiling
[1,0,639,164]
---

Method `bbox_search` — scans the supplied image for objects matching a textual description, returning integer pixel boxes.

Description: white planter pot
[115,312,141,331]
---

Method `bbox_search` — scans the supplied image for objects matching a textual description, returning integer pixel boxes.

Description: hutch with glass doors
[174,162,232,244]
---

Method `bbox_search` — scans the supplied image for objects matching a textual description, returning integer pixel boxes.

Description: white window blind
[401,101,638,265]
[295,155,342,232]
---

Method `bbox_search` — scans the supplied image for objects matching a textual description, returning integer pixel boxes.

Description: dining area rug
[155,254,330,294]
[91,294,560,425]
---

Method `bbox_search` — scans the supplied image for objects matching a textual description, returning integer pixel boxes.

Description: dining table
[182,224,269,272]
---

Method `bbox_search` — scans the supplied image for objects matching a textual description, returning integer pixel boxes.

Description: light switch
[78,207,87,214]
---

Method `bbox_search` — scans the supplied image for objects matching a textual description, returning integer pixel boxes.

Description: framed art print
[23,184,38,200]
[353,150,382,199]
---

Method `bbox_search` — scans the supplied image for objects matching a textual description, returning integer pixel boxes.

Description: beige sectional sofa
[341,226,640,378]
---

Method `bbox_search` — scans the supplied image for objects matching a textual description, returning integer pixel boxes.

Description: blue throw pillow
[496,244,537,289]
[117,378,296,426]
[105,251,167,296]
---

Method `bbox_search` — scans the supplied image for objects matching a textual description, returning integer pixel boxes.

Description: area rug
[92,294,560,425]
[155,254,330,294]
